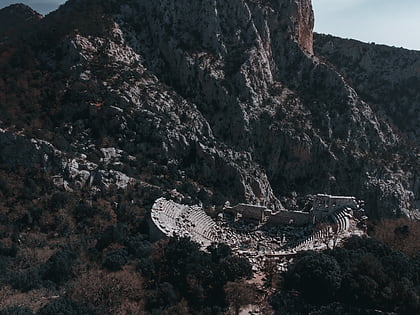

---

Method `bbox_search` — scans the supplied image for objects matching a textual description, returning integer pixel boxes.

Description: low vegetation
[0,165,419,314]
[271,236,420,314]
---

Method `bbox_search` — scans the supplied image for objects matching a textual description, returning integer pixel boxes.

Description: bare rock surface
[314,33,420,144]
[0,0,418,218]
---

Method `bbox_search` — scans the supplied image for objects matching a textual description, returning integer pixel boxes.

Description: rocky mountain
[0,3,42,37]
[1,1,420,314]
[315,33,420,145]
[0,0,418,221]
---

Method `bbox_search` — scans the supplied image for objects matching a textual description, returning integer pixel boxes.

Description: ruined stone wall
[228,204,267,221]
[268,210,312,225]
[313,194,358,213]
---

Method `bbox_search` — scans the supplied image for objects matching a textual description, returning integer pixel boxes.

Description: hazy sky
[313,0,420,50]
[1,0,65,15]
[1,0,419,50]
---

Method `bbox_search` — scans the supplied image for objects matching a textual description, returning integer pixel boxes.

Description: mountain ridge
[314,32,420,144]
[0,0,418,219]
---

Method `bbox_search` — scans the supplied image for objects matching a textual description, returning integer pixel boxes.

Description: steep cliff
[0,0,418,218]
[314,33,420,144]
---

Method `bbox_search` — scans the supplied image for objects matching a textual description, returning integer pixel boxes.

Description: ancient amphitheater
[149,194,367,270]
[150,198,222,248]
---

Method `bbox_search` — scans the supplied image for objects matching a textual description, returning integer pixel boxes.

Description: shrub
[95,224,126,251]
[220,256,252,282]
[73,202,99,222]
[372,218,420,255]
[41,250,76,284]
[125,235,152,258]
[136,257,155,278]
[37,297,94,315]
[158,299,190,315]
[343,236,391,258]
[10,268,42,292]
[208,243,232,262]
[49,192,69,211]
[270,290,309,315]
[0,306,34,315]
[0,256,8,275]
[0,177,9,195]
[381,253,412,280]
[0,243,17,258]
[224,280,257,315]
[155,237,253,311]
[286,253,342,304]
[102,249,128,271]
[69,267,144,314]
[276,236,420,313]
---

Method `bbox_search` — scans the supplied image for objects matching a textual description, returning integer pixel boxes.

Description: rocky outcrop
[0,0,418,218]
[289,0,314,54]
[0,129,134,192]
[314,33,420,218]
[314,33,420,144]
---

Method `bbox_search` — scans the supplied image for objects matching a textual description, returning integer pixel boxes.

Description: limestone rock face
[0,0,418,218]
[314,33,420,144]
[289,0,314,54]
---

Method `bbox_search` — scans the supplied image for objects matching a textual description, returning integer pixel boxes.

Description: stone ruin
[224,194,365,225]
[149,194,368,271]
[149,197,222,248]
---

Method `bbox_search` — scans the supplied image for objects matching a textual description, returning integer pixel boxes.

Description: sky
[1,0,65,15]
[312,0,420,50]
[1,0,419,51]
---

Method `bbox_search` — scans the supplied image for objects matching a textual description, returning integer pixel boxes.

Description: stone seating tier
[151,198,220,246]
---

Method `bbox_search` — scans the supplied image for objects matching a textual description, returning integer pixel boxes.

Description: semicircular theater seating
[151,198,220,246]
[292,208,352,251]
